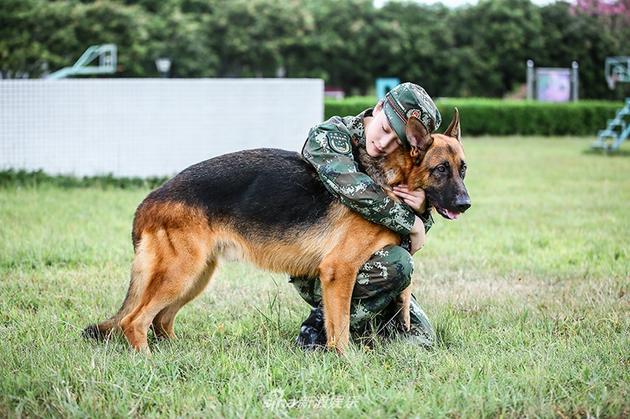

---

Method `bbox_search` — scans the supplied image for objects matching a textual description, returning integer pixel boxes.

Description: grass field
[1,138,628,417]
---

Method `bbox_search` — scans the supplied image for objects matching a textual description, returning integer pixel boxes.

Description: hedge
[324,97,624,136]
[0,169,168,189]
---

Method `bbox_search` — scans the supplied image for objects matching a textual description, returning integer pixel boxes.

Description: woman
[292,82,441,349]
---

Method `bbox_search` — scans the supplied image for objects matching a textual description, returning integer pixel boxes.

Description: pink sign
[536,68,571,102]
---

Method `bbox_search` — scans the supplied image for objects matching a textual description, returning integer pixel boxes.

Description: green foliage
[450,0,545,97]
[146,2,218,77]
[323,96,377,120]
[0,169,167,190]
[538,1,630,100]
[0,0,73,76]
[438,98,623,136]
[378,2,455,97]
[205,0,314,78]
[325,97,622,136]
[0,139,628,416]
[1,0,629,98]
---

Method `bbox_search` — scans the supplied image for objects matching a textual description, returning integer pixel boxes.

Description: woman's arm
[302,124,419,236]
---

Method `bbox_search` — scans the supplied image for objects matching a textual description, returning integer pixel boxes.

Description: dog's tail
[82,257,145,341]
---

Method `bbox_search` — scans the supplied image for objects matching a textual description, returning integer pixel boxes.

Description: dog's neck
[355,143,409,191]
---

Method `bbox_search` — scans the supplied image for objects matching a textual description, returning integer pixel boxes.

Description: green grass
[1,138,629,417]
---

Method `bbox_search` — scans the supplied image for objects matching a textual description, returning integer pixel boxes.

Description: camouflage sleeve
[301,127,417,236]
[418,209,434,234]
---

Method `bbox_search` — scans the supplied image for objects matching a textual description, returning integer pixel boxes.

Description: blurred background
[1,0,630,176]
[2,0,629,99]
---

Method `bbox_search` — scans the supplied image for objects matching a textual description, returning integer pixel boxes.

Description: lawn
[0,138,628,417]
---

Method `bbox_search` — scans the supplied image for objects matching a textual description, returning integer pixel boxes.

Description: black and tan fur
[83,109,469,354]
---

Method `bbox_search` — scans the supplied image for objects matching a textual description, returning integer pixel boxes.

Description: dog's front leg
[396,285,412,331]
[319,261,357,354]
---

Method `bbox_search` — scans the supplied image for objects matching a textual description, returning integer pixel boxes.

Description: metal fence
[0,79,323,177]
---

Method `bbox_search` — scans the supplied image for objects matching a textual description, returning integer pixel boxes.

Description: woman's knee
[380,245,413,292]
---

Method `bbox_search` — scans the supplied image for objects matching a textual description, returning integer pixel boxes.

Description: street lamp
[155,58,172,78]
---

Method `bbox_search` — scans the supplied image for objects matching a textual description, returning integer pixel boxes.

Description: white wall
[0,79,323,177]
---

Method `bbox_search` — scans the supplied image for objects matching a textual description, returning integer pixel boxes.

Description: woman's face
[365,103,403,158]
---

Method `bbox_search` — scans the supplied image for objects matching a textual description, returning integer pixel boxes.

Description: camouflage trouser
[290,244,435,347]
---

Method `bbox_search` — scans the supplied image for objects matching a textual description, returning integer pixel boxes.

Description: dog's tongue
[444,209,461,220]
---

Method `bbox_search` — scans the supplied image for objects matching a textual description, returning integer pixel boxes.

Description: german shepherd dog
[83,109,470,354]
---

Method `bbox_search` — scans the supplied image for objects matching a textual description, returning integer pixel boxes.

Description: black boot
[295,306,327,350]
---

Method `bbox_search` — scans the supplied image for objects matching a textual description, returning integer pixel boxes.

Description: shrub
[0,169,167,189]
[324,97,622,136]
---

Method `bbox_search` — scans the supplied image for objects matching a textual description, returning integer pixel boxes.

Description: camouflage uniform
[292,84,441,347]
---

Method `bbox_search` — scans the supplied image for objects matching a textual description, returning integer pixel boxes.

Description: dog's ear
[443,107,461,142]
[406,117,433,166]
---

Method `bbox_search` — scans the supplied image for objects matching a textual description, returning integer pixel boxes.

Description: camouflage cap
[382,82,441,148]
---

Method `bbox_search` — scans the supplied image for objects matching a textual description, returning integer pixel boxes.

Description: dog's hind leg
[152,257,218,340]
[120,228,211,353]
[82,244,153,341]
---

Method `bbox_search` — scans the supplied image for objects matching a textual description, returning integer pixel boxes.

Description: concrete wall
[0,79,323,177]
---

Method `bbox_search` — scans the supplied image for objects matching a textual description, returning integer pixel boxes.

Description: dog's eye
[437,165,447,173]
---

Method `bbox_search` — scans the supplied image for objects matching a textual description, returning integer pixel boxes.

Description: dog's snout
[455,195,471,213]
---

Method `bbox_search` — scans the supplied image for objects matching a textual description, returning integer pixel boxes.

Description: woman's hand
[393,184,427,213]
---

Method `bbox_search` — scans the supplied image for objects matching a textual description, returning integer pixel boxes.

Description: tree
[1,0,628,98]
[451,0,544,97]
[379,2,457,97]
[544,0,630,99]
[202,0,312,78]
[0,0,74,77]
[147,1,219,77]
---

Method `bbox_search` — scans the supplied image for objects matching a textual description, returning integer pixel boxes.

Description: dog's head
[386,108,471,220]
